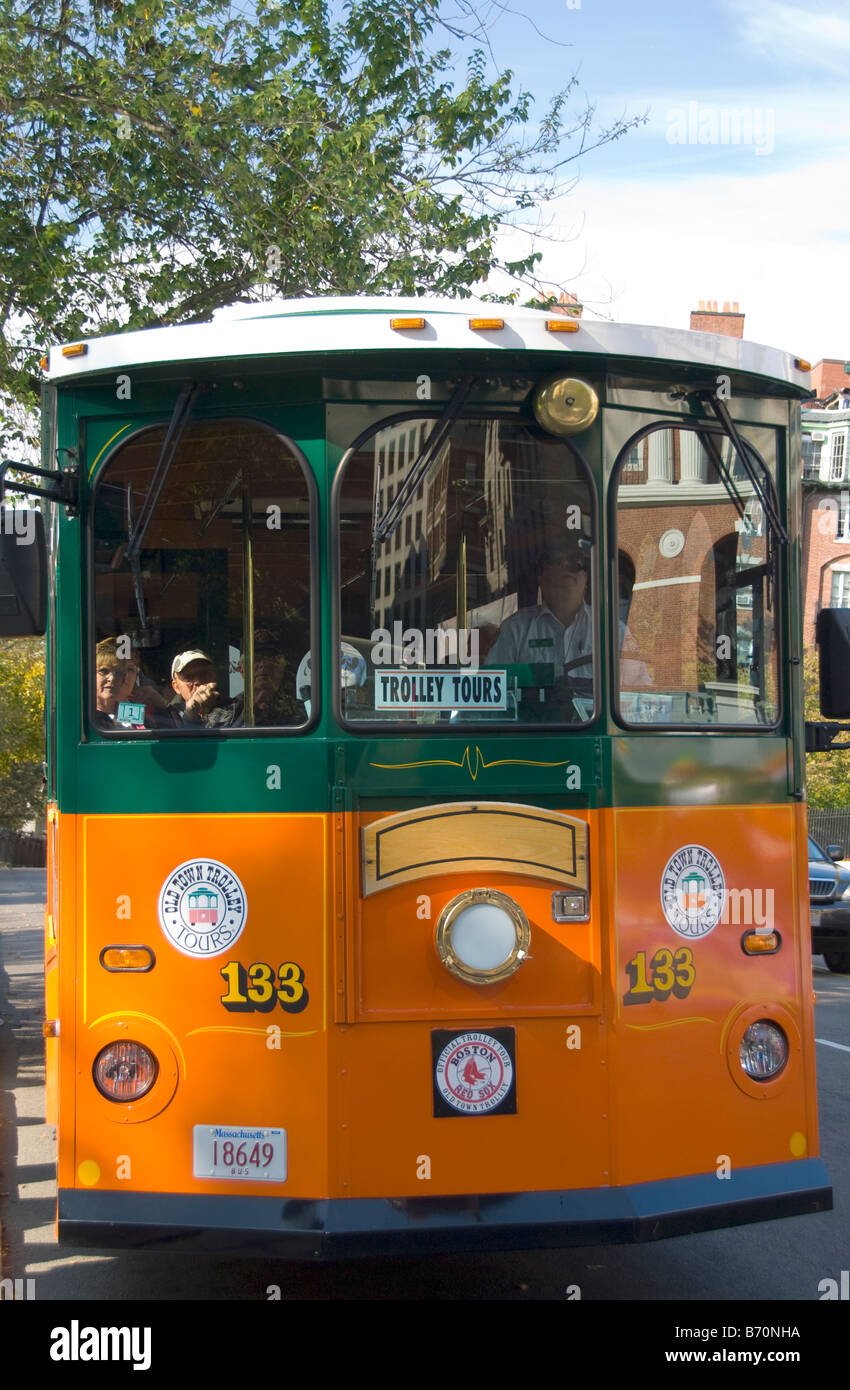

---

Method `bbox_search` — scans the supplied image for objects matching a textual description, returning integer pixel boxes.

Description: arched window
[91,419,314,733]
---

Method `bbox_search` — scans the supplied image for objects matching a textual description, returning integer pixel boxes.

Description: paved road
[1,866,847,1301]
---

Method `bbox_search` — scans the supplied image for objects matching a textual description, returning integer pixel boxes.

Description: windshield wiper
[124,381,201,636]
[697,389,788,545]
[373,375,478,546]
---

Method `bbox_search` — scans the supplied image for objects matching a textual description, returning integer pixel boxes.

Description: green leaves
[805,652,850,807]
[0,1,642,441]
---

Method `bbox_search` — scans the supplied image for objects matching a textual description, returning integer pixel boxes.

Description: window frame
[331,407,600,735]
[86,413,320,739]
[609,418,784,733]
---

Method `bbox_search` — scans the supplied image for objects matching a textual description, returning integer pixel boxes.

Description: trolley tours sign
[660,844,726,939]
[158,858,248,958]
[375,669,507,711]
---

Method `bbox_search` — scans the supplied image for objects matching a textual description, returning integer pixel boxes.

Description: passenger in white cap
[170,650,242,727]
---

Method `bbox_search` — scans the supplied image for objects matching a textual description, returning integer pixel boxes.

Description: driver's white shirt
[486,601,592,674]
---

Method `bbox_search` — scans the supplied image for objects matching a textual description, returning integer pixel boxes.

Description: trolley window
[91,419,314,733]
[337,415,596,727]
[614,424,780,727]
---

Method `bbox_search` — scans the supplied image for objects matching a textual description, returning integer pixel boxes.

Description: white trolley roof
[45,295,810,391]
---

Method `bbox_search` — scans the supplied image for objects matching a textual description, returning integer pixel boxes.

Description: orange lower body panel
[48,802,820,1232]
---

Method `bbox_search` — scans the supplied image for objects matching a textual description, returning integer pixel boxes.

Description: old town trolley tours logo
[660,844,726,939]
[432,1029,516,1117]
[158,858,248,958]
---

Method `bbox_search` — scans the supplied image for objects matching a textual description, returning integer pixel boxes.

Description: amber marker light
[390,317,426,330]
[795,358,812,371]
[741,931,781,955]
[99,945,155,972]
[61,343,87,357]
[469,317,504,330]
[546,319,579,333]
[40,355,48,371]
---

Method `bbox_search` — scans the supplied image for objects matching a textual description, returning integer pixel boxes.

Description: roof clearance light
[93,1040,158,1101]
[795,358,812,371]
[40,355,48,371]
[390,317,426,330]
[469,318,505,331]
[435,888,530,986]
[546,319,579,333]
[533,376,599,436]
[61,344,87,358]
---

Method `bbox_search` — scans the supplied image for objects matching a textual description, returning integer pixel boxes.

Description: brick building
[685,304,850,649]
[801,392,850,644]
[689,299,745,339]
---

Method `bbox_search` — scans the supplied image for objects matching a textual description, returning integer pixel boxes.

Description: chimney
[689,297,745,339]
[534,289,583,318]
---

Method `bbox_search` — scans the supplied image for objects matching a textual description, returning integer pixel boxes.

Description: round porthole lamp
[435,888,530,985]
[532,377,599,436]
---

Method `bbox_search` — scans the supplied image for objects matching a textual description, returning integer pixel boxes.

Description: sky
[459,0,850,362]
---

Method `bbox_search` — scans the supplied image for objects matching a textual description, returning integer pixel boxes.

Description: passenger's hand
[185,682,219,716]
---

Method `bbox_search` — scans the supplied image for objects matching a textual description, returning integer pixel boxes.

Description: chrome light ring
[435,888,530,986]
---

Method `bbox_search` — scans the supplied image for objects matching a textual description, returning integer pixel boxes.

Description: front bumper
[811,902,850,952]
[58,1158,832,1258]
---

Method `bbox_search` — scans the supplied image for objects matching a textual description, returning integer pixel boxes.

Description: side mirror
[0,507,46,635]
[815,608,850,718]
[827,845,844,861]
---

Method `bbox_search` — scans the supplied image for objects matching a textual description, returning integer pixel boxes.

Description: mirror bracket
[1,457,79,514]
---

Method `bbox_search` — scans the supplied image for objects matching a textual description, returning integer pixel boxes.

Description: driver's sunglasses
[541,557,586,575]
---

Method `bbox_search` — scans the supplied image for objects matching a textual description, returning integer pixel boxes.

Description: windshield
[614,424,780,727]
[91,419,314,733]
[337,416,596,727]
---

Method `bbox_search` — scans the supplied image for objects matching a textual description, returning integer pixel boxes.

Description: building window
[802,435,822,479]
[829,432,846,481]
[839,494,850,542]
[830,569,850,607]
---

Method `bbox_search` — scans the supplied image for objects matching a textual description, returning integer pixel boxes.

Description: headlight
[739,1021,788,1081]
[436,889,530,985]
[93,1040,158,1101]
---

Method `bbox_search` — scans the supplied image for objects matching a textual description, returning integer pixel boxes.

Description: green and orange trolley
[0,296,831,1252]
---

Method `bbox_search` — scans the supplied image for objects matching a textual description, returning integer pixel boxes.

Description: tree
[0,0,642,447]
[804,652,850,808]
[0,637,45,830]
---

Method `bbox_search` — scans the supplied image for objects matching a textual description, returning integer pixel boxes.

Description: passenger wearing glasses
[94,639,142,728]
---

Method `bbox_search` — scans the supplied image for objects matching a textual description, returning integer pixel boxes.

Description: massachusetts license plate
[193,1125,286,1182]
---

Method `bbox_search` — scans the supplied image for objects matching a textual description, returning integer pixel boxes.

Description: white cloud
[490,154,850,360]
[724,0,850,75]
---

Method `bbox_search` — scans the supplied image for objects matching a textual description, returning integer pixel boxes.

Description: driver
[486,536,592,676]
